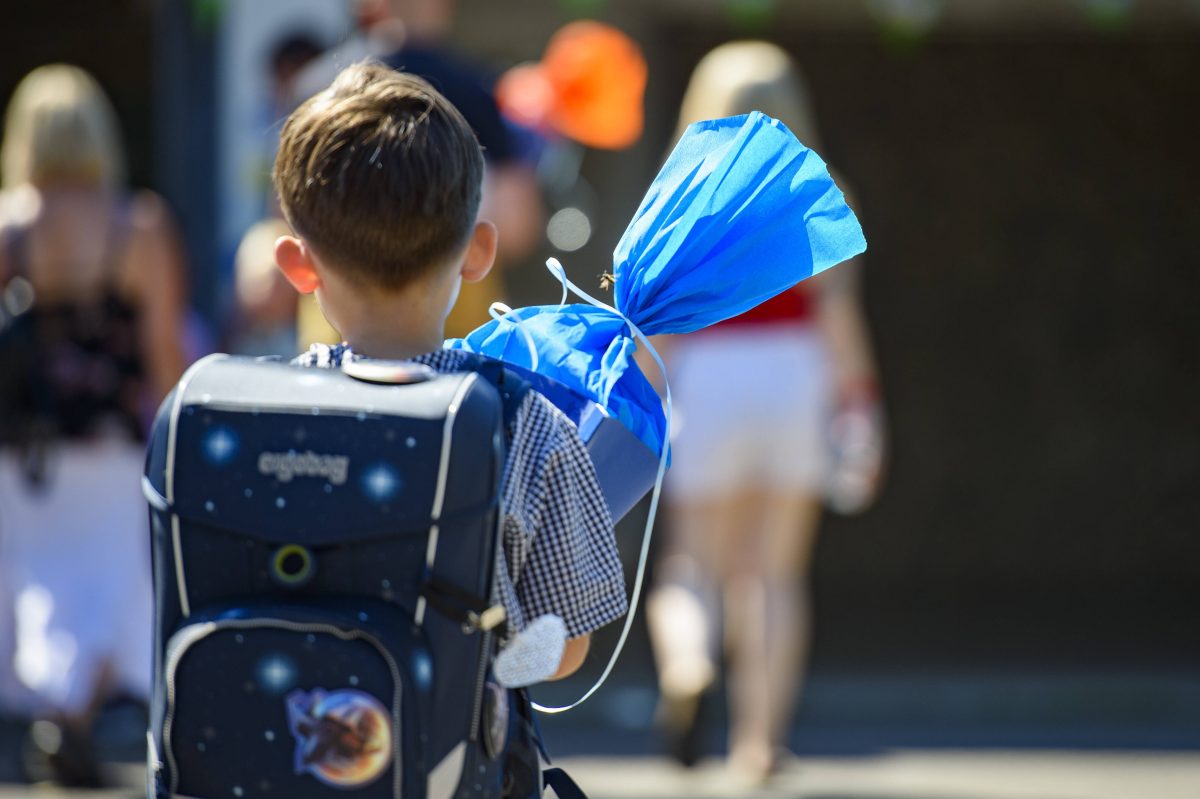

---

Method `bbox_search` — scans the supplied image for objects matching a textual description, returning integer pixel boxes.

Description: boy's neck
[328,282,447,361]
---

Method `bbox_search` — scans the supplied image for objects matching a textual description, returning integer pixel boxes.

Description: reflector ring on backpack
[272,544,314,587]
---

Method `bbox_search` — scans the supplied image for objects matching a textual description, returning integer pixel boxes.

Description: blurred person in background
[229,31,328,355]
[645,41,884,785]
[293,0,543,343]
[0,64,189,786]
[290,0,407,98]
[226,218,298,357]
[258,31,326,220]
[266,32,325,133]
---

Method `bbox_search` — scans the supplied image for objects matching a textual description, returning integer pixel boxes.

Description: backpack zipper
[470,506,506,744]
[469,628,492,742]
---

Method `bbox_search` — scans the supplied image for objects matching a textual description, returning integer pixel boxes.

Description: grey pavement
[4,751,1200,799]
[5,670,1200,798]
[559,751,1200,799]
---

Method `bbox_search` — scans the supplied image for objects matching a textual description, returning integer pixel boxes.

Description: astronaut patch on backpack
[286,688,395,788]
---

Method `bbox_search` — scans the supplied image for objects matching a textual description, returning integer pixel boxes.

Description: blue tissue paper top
[614,112,866,333]
[448,112,867,457]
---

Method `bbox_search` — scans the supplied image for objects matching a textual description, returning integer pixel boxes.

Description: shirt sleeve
[511,397,628,639]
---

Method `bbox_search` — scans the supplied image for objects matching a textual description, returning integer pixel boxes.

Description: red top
[714,284,813,328]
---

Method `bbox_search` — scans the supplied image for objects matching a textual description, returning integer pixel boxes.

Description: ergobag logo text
[257,450,350,485]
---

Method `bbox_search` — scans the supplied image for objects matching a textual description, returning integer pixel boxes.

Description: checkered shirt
[295,343,627,639]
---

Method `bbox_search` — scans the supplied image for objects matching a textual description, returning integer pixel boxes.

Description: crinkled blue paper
[614,112,866,333]
[449,112,867,456]
[449,304,664,457]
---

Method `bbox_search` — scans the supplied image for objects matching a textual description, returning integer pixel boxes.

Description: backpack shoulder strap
[453,352,531,432]
[543,768,590,799]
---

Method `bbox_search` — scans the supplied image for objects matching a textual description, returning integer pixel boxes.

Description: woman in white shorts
[646,42,884,783]
[0,65,188,785]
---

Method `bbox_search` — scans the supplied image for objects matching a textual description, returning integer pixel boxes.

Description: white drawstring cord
[532,257,672,714]
[487,301,540,372]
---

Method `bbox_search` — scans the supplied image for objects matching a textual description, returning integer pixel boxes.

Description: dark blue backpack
[142,353,562,799]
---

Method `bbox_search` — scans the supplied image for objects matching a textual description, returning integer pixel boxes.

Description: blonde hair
[676,41,821,150]
[1,64,127,191]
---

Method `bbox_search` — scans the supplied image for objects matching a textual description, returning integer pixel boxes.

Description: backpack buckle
[465,604,508,634]
[421,578,507,633]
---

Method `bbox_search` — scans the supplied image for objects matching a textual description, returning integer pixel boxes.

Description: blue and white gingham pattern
[295,344,627,639]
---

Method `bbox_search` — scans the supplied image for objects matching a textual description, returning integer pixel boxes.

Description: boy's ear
[274,235,322,294]
[460,221,498,284]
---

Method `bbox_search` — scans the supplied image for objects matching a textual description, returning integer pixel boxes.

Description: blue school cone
[448,111,867,709]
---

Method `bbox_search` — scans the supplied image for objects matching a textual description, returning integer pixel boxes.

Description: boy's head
[273,61,485,293]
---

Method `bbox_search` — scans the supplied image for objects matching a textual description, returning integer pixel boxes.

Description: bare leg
[647,497,745,764]
[722,491,821,781]
[648,497,743,701]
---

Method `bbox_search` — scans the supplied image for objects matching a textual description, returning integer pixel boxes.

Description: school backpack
[142,352,562,799]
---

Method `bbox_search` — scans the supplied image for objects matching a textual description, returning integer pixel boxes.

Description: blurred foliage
[557,0,606,19]
[868,0,943,52]
[1079,0,1133,32]
[191,0,224,33]
[724,0,776,34]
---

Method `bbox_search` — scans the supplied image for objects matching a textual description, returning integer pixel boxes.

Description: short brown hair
[273,61,484,289]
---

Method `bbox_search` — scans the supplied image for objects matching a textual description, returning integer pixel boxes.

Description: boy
[271,61,626,679]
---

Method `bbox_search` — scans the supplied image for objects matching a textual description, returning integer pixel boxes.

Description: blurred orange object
[495,63,556,131]
[496,21,647,150]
